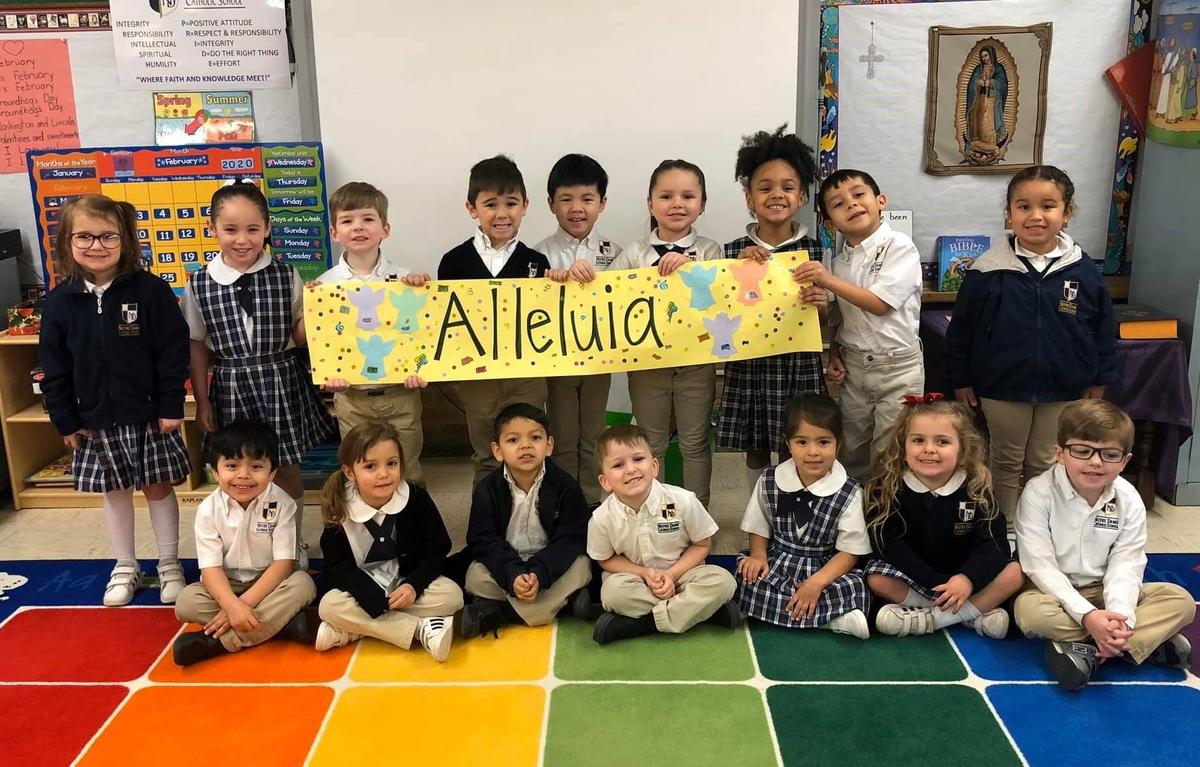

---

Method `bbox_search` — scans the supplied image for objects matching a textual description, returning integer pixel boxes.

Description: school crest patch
[120,303,138,323]
[958,501,976,522]
[1062,280,1079,301]
[527,261,540,277]
[262,501,279,522]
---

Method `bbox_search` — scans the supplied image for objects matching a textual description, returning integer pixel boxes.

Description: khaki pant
[837,346,925,480]
[175,571,316,652]
[457,377,548,487]
[980,398,1069,520]
[600,564,735,634]
[317,576,464,649]
[547,374,611,503]
[1014,580,1196,664]
[628,365,715,506]
[334,386,425,487]
[465,556,591,626]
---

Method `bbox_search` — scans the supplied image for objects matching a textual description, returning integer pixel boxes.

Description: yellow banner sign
[304,251,820,384]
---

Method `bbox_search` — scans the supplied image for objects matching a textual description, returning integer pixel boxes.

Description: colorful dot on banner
[339,305,350,314]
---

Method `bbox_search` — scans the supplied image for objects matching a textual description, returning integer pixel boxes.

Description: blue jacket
[945,235,1118,403]
[39,270,191,435]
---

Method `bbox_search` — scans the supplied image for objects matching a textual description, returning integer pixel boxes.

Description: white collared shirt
[1016,464,1147,627]
[534,227,622,271]
[194,483,297,583]
[504,465,548,560]
[902,469,967,496]
[588,479,720,570]
[831,221,922,354]
[740,459,871,555]
[341,482,411,592]
[181,251,304,344]
[472,228,521,277]
[609,229,724,270]
[742,222,810,252]
[316,250,411,284]
[1014,236,1067,274]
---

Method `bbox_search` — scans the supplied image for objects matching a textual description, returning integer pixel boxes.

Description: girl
[718,125,828,488]
[39,195,191,606]
[182,181,336,562]
[315,422,463,661]
[945,166,1117,519]
[608,160,724,506]
[735,394,872,639]
[864,397,1024,638]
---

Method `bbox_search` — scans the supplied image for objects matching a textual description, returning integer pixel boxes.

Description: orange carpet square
[1,685,128,767]
[147,625,353,683]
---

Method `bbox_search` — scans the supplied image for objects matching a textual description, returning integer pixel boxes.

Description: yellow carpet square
[349,624,552,682]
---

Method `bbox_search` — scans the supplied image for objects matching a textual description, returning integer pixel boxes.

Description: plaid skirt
[717,352,826,453]
[861,558,937,601]
[737,547,870,628]
[72,421,191,494]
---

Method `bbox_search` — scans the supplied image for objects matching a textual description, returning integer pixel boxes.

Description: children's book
[1113,303,1178,339]
[935,236,990,292]
[25,454,73,486]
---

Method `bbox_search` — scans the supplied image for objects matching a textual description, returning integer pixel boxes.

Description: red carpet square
[0,607,180,682]
[148,625,353,683]
[0,685,128,767]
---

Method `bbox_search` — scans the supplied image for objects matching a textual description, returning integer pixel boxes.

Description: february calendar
[27,143,333,293]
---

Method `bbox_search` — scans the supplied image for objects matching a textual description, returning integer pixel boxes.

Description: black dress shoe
[592,611,657,645]
[173,632,229,666]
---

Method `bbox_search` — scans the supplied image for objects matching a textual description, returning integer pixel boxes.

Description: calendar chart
[28,143,333,293]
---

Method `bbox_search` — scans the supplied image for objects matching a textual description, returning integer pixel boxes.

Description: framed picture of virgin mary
[924,24,1052,175]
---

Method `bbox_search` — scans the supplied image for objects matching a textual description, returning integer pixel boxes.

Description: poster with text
[0,38,79,174]
[154,90,255,145]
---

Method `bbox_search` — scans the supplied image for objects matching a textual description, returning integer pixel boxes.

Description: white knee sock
[104,488,137,565]
[901,589,933,607]
[931,600,982,630]
[147,492,180,563]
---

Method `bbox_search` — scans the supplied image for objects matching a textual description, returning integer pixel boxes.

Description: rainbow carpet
[1,556,1198,767]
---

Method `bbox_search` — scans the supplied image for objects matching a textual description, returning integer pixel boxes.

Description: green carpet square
[546,684,776,765]
[554,620,754,681]
[750,623,966,681]
[768,684,1019,767]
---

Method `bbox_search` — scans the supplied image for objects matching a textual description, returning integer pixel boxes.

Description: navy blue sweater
[437,239,549,280]
[39,270,190,436]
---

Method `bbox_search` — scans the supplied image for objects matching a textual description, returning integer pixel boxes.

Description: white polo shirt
[472,228,521,276]
[609,230,724,270]
[1014,235,1068,273]
[342,482,410,592]
[181,251,304,345]
[740,222,811,253]
[831,221,922,354]
[587,479,719,570]
[535,227,622,272]
[740,459,871,555]
[316,251,411,284]
[194,483,298,583]
[504,465,549,560]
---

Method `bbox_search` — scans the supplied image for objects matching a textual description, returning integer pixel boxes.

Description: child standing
[315,422,462,661]
[316,181,431,487]
[793,169,924,480]
[588,423,740,645]
[1015,400,1195,691]
[608,160,723,506]
[719,126,829,487]
[537,154,622,503]
[438,156,550,486]
[39,195,190,606]
[946,166,1118,519]
[736,394,872,639]
[865,398,1023,638]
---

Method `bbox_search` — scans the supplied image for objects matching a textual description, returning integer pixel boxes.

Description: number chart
[27,143,333,293]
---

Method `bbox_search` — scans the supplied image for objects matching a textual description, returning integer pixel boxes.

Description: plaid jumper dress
[716,235,827,454]
[738,467,870,627]
[191,260,335,465]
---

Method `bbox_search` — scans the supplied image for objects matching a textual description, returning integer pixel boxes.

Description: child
[719,126,830,487]
[537,154,622,503]
[316,181,431,487]
[39,195,190,606]
[793,169,923,480]
[608,160,724,506]
[438,156,550,486]
[864,397,1023,638]
[461,403,592,637]
[736,394,872,639]
[172,422,316,666]
[315,422,462,661]
[946,165,1118,519]
[588,423,740,644]
[1015,400,1195,691]
[182,181,336,562]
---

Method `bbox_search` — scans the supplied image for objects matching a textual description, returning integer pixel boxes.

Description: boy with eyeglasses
[1014,399,1195,691]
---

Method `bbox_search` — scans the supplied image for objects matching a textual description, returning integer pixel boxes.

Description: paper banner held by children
[304,251,822,384]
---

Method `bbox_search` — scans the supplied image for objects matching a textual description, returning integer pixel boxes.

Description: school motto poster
[304,252,822,384]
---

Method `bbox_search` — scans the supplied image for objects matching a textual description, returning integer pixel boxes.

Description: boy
[793,169,923,479]
[438,155,551,486]
[1015,400,1195,691]
[461,403,593,637]
[587,424,740,644]
[317,181,430,486]
[172,421,316,666]
[535,154,622,503]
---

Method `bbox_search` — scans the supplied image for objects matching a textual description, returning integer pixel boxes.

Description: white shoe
[416,616,454,662]
[297,542,310,571]
[314,620,361,652]
[968,608,1009,639]
[875,604,935,636]
[823,609,870,640]
[103,562,143,606]
[157,560,186,604]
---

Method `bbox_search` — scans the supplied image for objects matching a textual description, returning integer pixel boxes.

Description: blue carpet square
[949,626,1185,682]
[1145,553,1200,601]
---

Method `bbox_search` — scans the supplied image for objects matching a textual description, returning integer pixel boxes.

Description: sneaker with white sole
[1146,633,1193,669]
[314,621,362,652]
[1045,640,1099,691]
[157,560,186,605]
[967,607,1009,639]
[416,616,453,662]
[875,604,935,636]
[103,562,143,606]
[824,608,870,640]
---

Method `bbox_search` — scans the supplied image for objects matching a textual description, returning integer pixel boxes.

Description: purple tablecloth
[920,310,1193,499]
